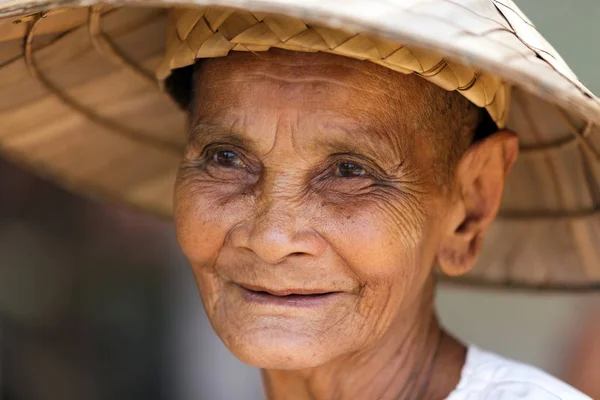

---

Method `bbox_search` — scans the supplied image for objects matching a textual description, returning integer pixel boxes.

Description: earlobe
[437,130,519,277]
[437,229,484,276]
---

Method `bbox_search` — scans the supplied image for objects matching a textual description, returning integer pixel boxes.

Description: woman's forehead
[194,50,434,106]
[191,50,437,156]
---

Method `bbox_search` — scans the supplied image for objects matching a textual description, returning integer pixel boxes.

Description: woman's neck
[261,287,466,400]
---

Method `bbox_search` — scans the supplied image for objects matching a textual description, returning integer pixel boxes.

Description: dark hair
[165,64,195,111]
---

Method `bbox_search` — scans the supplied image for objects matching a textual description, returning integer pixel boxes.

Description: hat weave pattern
[158,7,509,127]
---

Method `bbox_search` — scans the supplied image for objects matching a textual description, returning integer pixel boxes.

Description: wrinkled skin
[174,50,518,399]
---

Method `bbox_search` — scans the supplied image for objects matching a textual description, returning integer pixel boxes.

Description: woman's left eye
[336,161,366,178]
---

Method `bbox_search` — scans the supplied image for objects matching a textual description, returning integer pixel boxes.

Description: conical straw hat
[0,0,599,291]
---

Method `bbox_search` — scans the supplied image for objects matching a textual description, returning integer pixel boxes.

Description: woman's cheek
[175,178,252,267]
[321,198,421,276]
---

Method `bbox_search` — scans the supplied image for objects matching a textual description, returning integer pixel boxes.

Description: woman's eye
[213,150,244,168]
[336,162,366,178]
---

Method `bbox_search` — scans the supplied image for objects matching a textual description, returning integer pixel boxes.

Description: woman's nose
[228,203,327,264]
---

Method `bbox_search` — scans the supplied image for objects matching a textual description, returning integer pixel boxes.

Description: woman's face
[174,50,457,369]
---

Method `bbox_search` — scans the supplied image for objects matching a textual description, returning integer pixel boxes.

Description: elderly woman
[0,0,598,399]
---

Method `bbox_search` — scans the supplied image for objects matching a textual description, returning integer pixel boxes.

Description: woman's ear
[437,130,519,277]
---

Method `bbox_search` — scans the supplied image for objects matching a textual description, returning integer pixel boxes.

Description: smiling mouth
[236,284,341,307]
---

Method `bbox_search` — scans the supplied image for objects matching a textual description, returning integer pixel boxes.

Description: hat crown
[0,0,599,290]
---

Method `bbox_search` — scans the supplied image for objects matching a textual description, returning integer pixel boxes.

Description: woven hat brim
[0,0,599,291]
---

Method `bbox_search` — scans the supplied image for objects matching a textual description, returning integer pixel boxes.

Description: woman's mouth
[235,283,342,307]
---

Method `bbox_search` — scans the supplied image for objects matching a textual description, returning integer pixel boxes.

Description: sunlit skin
[174,50,518,400]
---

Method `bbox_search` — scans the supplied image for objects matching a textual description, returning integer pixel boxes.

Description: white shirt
[446,346,591,400]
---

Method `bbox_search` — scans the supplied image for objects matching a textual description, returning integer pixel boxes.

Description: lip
[235,283,343,307]
[238,283,335,297]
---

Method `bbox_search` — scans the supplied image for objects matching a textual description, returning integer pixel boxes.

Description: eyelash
[203,146,247,168]
[325,156,376,180]
[210,149,244,168]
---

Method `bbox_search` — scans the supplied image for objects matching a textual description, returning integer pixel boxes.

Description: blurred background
[1,1,599,399]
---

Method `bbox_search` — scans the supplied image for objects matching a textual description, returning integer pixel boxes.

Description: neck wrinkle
[261,279,462,400]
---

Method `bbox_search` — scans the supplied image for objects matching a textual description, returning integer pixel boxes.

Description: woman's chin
[220,326,342,370]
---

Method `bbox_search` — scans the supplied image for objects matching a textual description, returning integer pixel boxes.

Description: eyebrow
[189,120,257,151]
[189,118,407,170]
[314,122,406,167]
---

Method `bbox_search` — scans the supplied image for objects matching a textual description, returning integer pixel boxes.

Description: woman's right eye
[212,150,245,168]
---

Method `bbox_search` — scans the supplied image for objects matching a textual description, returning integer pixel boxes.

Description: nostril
[271,252,306,265]
[232,221,327,263]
